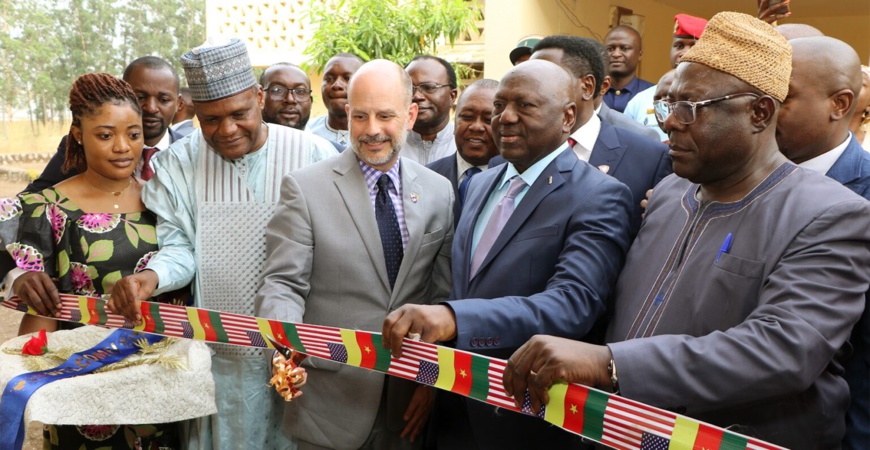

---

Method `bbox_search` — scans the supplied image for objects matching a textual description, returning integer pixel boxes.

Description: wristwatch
[607,358,620,394]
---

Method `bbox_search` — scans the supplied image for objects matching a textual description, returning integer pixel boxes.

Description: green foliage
[0,0,205,135]
[303,0,480,73]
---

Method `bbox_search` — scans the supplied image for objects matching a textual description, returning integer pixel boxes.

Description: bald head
[776,23,824,40]
[776,36,862,164]
[349,59,413,106]
[492,59,576,173]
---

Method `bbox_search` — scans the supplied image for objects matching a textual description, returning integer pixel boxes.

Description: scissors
[266,334,307,365]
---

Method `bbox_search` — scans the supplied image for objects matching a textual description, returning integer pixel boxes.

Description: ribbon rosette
[21,329,48,356]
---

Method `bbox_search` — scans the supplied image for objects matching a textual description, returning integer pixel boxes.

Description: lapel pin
[598,165,610,174]
[548,176,553,185]
[410,193,419,203]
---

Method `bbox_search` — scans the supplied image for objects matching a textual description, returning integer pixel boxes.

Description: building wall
[484,0,684,83]
[484,0,870,83]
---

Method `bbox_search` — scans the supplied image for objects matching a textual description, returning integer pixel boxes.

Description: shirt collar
[151,131,171,151]
[359,158,402,192]
[456,151,488,178]
[569,113,601,155]
[799,132,852,174]
[500,143,567,190]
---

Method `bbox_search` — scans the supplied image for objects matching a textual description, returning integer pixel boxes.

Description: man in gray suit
[504,13,870,449]
[256,59,454,450]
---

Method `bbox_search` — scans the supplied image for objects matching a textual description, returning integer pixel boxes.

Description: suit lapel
[390,160,421,307]
[589,122,628,174]
[826,135,863,186]
[457,164,506,290]
[333,151,391,292]
[471,149,574,280]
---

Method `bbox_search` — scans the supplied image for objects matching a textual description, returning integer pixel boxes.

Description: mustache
[358,135,393,144]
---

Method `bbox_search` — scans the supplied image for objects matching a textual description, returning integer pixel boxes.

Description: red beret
[674,14,708,39]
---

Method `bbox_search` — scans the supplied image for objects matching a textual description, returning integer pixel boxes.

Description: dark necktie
[458,167,482,206]
[376,175,403,289]
[140,147,159,181]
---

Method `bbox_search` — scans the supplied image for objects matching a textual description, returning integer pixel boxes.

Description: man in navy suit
[25,56,185,192]
[427,79,500,226]
[531,35,671,237]
[775,36,870,450]
[382,60,633,449]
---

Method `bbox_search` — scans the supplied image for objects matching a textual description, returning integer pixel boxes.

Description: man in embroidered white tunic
[113,38,337,449]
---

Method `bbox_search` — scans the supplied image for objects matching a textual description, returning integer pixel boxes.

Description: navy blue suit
[588,121,671,236]
[431,147,633,449]
[829,136,870,450]
[427,153,462,227]
[489,122,671,238]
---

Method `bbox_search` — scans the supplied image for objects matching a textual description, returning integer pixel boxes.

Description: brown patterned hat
[181,38,257,102]
[681,12,791,102]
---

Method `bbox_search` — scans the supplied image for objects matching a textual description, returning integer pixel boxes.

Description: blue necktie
[376,175,403,289]
[458,167,482,206]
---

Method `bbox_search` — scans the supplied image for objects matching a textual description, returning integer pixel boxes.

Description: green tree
[303,0,480,73]
[0,0,205,139]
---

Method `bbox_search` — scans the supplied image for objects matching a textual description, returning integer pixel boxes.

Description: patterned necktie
[140,147,159,181]
[567,137,591,162]
[375,175,403,289]
[470,176,527,278]
[458,167,482,206]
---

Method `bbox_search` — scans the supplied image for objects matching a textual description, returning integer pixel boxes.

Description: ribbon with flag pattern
[0,294,784,450]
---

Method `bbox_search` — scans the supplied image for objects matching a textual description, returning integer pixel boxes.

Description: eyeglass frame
[412,83,453,95]
[265,85,313,102]
[653,92,760,125]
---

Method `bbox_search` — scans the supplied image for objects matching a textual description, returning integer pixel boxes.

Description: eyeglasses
[266,85,313,102]
[412,83,452,95]
[653,92,759,125]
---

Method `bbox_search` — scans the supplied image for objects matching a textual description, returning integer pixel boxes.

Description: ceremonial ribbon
[0,295,784,450]
[0,328,162,450]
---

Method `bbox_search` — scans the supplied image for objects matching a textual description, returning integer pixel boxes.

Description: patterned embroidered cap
[181,38,257,102]
[681,12,791,102]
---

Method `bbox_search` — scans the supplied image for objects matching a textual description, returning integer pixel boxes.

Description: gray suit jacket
[598,101,662,142]
[255,149,454,449]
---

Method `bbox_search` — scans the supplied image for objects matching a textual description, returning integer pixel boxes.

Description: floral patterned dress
[2,187,190,449]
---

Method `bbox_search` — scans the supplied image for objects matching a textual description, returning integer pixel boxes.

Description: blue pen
[716,233,733,263]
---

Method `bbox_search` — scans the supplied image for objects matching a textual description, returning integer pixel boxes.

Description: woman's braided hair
[63,73,141,174]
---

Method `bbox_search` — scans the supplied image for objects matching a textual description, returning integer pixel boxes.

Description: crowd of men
[4,5,870,450]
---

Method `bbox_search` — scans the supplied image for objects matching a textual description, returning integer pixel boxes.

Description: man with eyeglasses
[403,55,458,165]
[502,13,870,449]
[602,25,653,113]
[260,63,314,131]
[260,63,343,153]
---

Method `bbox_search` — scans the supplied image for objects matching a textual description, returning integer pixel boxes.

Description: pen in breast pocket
[716,233,733,263]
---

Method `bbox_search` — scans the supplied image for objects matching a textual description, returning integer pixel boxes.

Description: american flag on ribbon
[639,431,670,450]
[181,321,195,339]
[416,360,439,385]
[327,342,349,364]
[601,394,676,449]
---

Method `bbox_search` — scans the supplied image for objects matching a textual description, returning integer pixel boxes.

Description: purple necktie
[470,176,527,278]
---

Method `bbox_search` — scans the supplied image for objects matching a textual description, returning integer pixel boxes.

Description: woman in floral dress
[3,73,188,449]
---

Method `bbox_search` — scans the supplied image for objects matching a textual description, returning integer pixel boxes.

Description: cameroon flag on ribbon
[186,308,229,343]
[340,330,391,372]
[134,301,165,334]
[544,382,608,440]
[256,318,307,353]
[669,417,749,450]
[78,296,107,325]
[431,348,490,401]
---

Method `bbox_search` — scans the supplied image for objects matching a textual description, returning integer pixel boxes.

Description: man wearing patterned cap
[112,37,337,449]
[504,12,870,448]
[624,14,708,141]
